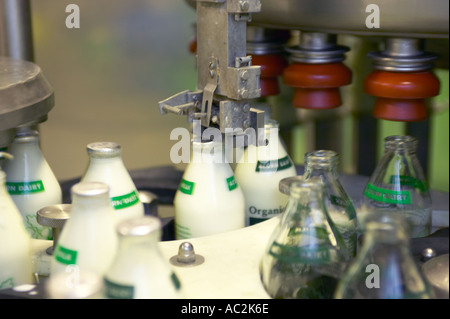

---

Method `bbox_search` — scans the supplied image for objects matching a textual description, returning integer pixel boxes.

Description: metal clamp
[200,57,219,126]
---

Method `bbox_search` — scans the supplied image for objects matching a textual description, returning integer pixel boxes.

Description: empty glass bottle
[334,212,434,299]
[235,120,297,226]
[104,216,183,299]
[81,142,144,224]
[3,130,62,239]
[260,178,347,299]
[303,150,357,257]
[363,135,432,238]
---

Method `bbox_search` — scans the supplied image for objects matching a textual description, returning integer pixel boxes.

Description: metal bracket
[199,57,219,126]
[158,90,202,118]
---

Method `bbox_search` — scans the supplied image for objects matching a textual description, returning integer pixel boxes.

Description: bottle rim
[384,135,418,151]
[116,216,161,237]
[304,149,339,166]
[289,176,325,196]
[363,210,411,236]
[12,130,39,143]
[87,142,122,158]
[71,181,110,198]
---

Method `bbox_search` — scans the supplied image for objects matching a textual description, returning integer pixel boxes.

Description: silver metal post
[0,0,34,61]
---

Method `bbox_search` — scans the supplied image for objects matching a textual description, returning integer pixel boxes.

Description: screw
[241,70,249,81]
[240,0,249,11]
[240,89,249,99]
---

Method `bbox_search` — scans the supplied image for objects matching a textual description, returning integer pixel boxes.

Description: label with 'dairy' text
[111,190,140,210]
[6,180,45,195]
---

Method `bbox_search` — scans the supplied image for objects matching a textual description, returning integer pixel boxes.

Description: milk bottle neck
[304,150,339,179]
[71,183,112,213]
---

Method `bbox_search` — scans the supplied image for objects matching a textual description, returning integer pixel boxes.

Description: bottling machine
[0,0,448,299]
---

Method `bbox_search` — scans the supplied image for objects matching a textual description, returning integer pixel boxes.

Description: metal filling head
[116,216,162,237]
[71,182,110,198]
[87,142,122,158]
[286,32,349,64]
[369,38,437,72]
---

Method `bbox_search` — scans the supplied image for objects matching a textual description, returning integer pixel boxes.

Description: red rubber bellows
[252,54,287,97]
[188,37,197,55]
[282,62,352,109]
[364,70,440,121]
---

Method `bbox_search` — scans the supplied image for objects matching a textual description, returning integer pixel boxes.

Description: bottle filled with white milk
[50,182,118,277]
[0,152,33,290]
[81,142,144,224]
[174,139,245,239]
[234,120,297,226]
[104,216,183,299]
[3,130,62,239]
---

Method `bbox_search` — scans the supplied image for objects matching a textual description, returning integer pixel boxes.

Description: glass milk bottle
[3,130,62,240]
[50,182,118,277]
[0,153,33,290]
[303,150,357,257]
[363,135,432,238]
[260,178,347,299]
[335,212,434,299]
[174,139,245,239]
[235,120,297,226]
[81,142,144,224]
[104,216,183,299]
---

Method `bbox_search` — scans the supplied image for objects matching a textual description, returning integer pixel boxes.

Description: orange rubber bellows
[283,62,352,109]
[252,54,287,97]
[364,70,440,121]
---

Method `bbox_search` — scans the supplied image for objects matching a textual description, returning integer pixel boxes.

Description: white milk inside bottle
[104,216,183,299]
[3,130,62,239]
[234,120,297,225]
[0,154,33,290]
[50,182,118,277]
[81,142,144,224]
[174,139,245,239]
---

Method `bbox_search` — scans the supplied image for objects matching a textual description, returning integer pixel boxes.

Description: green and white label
[226,176,238,191]
[171,273,182,291]
[364,183,412,205]
[389,175,427,192]
[175,223,192,239]
[255,156,293,173]
[330,195,356,220]
[179,179,195,195]
[104,278,135,299]
[0,278,14,290]
[6,180,45,195]
[54,245,78,265]
[111,190,140,210]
